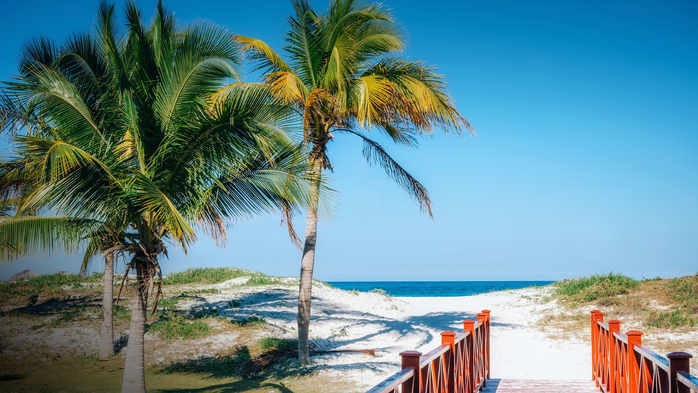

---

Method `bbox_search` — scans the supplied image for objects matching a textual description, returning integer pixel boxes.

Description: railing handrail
[366,309,491,393]
[591,309,696,393]
[677,371,698,391]
[420,344,450,365]
[366,368,416,393]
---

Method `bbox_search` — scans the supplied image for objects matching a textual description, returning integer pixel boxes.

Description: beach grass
[548,272,698,330]
[0,272,104,302]
[554,272,638,302]
[163,267,265,285]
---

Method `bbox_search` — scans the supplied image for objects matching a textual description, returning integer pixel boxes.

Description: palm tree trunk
[298,162,322,365]
[99,253,114,359]
[122,257,148,393]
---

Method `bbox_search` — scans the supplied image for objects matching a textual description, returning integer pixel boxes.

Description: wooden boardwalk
[481,379,599,393]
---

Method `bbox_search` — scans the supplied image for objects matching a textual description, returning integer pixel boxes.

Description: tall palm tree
[0,1,310,391]
[236,0,473,364]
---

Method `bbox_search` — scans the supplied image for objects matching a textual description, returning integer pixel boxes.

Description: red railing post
[463,319,476,391]
[482,309,491,379]
[477,312,489,387]
[591,310,604,386]
[668,352,693,393]
[400,351,422,393]
[441,331,456,393]
[608,320,621,393]
[626,330,642,393]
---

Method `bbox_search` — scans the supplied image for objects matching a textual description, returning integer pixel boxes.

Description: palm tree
[2,89,120,360]
[0,1,310,391]
[236,0,473,364]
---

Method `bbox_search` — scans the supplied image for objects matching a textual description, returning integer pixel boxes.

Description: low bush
[0,273,104,301]
[647,308,697,329]
[258,337,297,351]
[148,313,211,340]
[163,267,262,285]
[555,272,638,302]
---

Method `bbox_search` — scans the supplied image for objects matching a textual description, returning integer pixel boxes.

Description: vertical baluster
[626,331,642,393]
[477,312,488,388]
[592,311,602,383]
[463,320,476,392]
[609,320,621,393]
[594,311,605,388]
[441,331,456,393]
[400,351,422,393]
[668,352,693,393]
[482,309,491,380]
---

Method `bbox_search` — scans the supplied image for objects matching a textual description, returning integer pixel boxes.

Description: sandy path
[397,288,591,381]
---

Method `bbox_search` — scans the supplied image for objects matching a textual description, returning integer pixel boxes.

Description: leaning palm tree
[0,1,310,391]
[1,87,120,360]
[236,0,473,364]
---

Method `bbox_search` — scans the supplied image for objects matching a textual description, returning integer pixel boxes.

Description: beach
[176,280,593,390]
[3,275,695,392]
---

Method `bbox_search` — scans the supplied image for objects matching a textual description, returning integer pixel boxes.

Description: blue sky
[0,0,696,281]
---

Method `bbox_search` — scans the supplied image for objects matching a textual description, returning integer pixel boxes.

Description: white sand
[198,282,592,390]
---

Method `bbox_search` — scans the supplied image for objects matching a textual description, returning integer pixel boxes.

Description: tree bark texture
[297,164,322,365]
[121,257,148,393]
[99,253,114,359]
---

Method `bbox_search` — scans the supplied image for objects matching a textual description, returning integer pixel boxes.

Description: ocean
[326,281,554,297]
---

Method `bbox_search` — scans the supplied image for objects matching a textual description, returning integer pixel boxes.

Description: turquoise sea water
[326,281,554,297]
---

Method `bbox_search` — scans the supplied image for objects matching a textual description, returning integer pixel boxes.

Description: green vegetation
[551,272,698,330]
[647,274,698,329]
[647,308,697,329]
[230,316,266,328]
[0,273,103,301]
[148,313,211,340]
[163,267,264,285]
[666,273,698,311]
[159,347,251,377]
[258,337,298,351]
[555,272,638,302]
[370,288,389,296]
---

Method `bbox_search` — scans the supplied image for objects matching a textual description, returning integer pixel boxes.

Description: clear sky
[0,0,696,281]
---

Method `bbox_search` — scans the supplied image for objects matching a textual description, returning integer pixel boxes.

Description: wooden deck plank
[481,379,599,393]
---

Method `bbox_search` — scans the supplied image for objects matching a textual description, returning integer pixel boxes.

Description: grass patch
[230,316,266,328]
[258,337,297,351]
[647,308,698,329]
[0,273,103,301]
[555,272,638,302]
[113,304,131,322]
[163,267,263,285]
[159,347,251,378]
[148,313,211,340]
[666,274,698,310]
[370,288,389,296]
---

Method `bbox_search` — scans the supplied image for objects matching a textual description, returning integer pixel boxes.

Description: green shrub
[370,288,389,296]
[163,267,262,285]
[258,337,297,351]
[0,272,104,301]
[148,314,211,339]
[666,274,698,310]
[555,272,638,302]
[647,308,697,329]
[113,304,131,321]
[230,315,266,328]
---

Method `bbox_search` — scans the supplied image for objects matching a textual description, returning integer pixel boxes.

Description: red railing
[367,310,490,393]
[591,310,698,393]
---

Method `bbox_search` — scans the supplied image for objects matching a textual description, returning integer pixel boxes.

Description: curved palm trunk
[122,257,149,393]
[99,253,114,359]
[298,163,322,365]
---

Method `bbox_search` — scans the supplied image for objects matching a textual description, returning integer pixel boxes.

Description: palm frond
[337,128,432,217]
[0,216,102,263]
[235,35,292,74]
